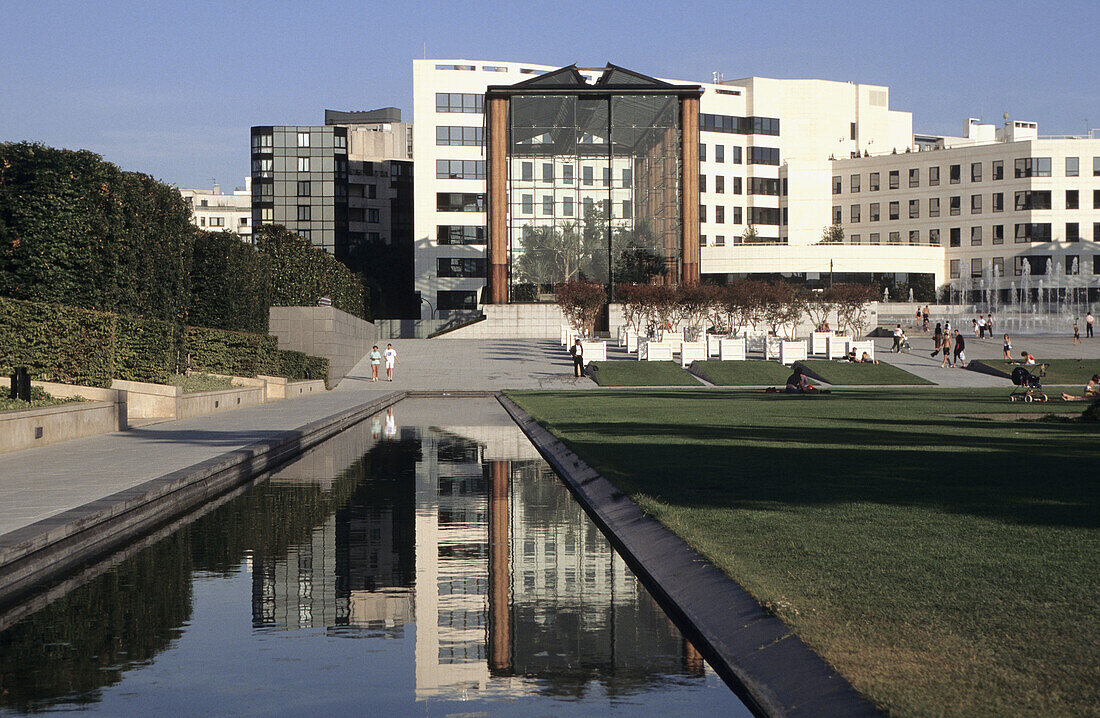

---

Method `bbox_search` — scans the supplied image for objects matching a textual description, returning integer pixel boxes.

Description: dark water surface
[0,399,747,716]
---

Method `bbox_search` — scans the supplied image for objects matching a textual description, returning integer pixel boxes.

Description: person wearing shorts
[1002,334,1012,361]
[383,343,399,381]
[952,330,966,368]
[369,345,382,382]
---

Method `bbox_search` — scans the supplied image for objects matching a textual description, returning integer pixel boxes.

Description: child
[1002,334,1012,361]
[1073,320,1081,346]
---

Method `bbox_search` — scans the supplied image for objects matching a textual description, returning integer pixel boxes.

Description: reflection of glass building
[484,66,702,303]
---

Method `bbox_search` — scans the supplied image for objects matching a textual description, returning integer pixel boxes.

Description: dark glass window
[716,206,725,223]
[889,170,899,189]
[1014,157,1052,178]
[699,143,706,162]
[889,231,900,244]
[971,226,982,245]
[748,207,780,225]
[437,192,485,212]
[748,178,780,195]
[715,175,725,193]
[699,174,706,193]
[297,205,311,221]
[715,145,725,163]
[909,199,919,219]
[733,207,743,224]
[1015,190,1052,210]
[971,194,982,214]
[869,172,880,191]
[909,168,919,187]
[832,206,842,224]
[909,230,919,245]
[437,225,486,245]
[889,201,899,220]
[1014,223,1052,242]
[929,228,940,245]
[436,93,484,113]
[1066,190,1079,209]
[971,162,982,182]
[832,176,842,194]
[297,181,310,197]
[732,146,743,163]
[850,174,861,192]
[929,166,939,185]
[950,259,960,278]
[992,224,1004,244]
[992,160,1004,180]
[949,164,961,183]
[733,177,743,194]
[850,204,860,223]
[437,257,486,278]
[992,192,1003,212]
[436,126,485,145]
[971,258,983,278]
[950,196,961,216]
[436,160,486,180]
[437,290,478,310]
[869,202,880,221]
[748,147,780,165]
[929,197,940,217]
[1066,222,1080,242]
[699,113,780,136]
[950,227,961,247]
[367,208,380,223]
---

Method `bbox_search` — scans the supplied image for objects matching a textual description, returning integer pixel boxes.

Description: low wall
[437,304,629,340]
[177,386,263,420]
[1,401,122,454]
[269,306,377,386]
[110,379,263,421]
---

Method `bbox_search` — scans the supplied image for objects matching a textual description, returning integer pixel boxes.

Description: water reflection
[0,399,743,714]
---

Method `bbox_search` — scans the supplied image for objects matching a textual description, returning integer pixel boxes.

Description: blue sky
[2,0,1096,190]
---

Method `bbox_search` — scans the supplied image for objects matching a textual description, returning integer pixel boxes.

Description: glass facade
[505,94,683,301]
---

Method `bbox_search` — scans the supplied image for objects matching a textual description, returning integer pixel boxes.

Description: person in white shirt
[569,339,584,377]
[1087,312,1095,338]
[383,344,399,381]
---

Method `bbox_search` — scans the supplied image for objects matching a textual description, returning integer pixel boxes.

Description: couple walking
[369,343,400,382]
[931,323,967,368]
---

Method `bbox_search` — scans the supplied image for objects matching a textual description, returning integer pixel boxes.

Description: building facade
[179,179,253,241]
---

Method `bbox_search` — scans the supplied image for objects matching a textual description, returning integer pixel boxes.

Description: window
[748,207,780,225]
[1014,256,1026,276]
[851,174,861,192]
[436,160,486,179]
[950,259,960,278]
[889,170,899,190]
[715,145,725,163]
[699,143,706,162]
[851,233,861,244]
[542,163,553,183]
[889,231,900,244]
[621,200,632,219]
[699,174,706,193]
[949,164,960,184]
[850,204,861,223]
[733,177,743,194]
[1094,157,1100,176]
[1066,190,1079,210]
[542,195,553,216]
[437,257,486,278]
[832,206,842,224]
[993,224,1004,245]
[1066,156,1079,176]
[1015,190,1052,210]
[869,172,880,191]
[929,228,940,246]
[521,194,533,214]
[297,229,310,242]
[715,235,726,246]
[200,199,208,207]
[563,196,573,216]
[251,157,273,177]
[733,207,743,224]
[869,202,880,221]
[971,258,983,278]
[832,176,842,194]
[622,168,632,185]
[748,178,779,195]
[562,165,573,184]
[251,133,273,151]
[1066,222,1080,241]
[435,93,483,113]
[239,217,248,226]
[435,126,484,146]
[1095,189,1100,208]
[992,192,1004,212]
[950,227,961,247]
[1015,157,1052,177]
[437,192,485,212]
[716,175,725,193]
[260,207,273,223]
[297,181,310,197]
[929,197,940,217]
[733,146,743,164]
[850,122,857,140]
[909,168,919,187]
[297,132,310,147]
[992,256,1004,277]
[334,134,346,150]
[297,157,310,172]
[748,147,780,165]
[971,226,982,245]
[602,167,611,187]
[582,166,593,185]
[971,194,982,214]
[437,226,486,245]
[929,166,940,186]
[889,201,899,220]
[699,205,706,222]
[297,205,311,221]
[869,232,881,244]
[1066,254,1080,273]
[367,208,380,223]
[520,162,533,181]
[1014,223,1052,242]
[909,199,919,219]
[971,162,982,182]
[716,206,725,223]
[909,230,919,244]
[699,234,707,247]
[950,196,961,216]
[198,216,205,226]
[437,291,478,310]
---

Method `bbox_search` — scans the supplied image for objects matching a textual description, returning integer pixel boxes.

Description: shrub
[276,350,330,385]
[0,296,116,386]
[115,315,177,383]
[190,230,271,334]
[184,326,278,378]
[256,225,366,319]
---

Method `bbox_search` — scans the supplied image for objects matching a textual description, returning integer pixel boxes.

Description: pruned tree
[555,281,607,337]
[827,283,878,337]
[676,284,719,341]
[804,290,837,332]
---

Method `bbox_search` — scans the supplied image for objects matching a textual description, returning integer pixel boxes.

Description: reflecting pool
[0,399,747,716]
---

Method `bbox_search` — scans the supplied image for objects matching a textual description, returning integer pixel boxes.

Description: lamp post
[421,296,435,320]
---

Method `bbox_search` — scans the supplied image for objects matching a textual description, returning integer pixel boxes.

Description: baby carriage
[1009,365,1047,402]
[898,335,911,352]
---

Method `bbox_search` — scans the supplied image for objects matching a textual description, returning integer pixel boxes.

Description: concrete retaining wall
[437,303,630,340]
[0,400,123,454]
[110,379,263,421]
[268,306,377,386]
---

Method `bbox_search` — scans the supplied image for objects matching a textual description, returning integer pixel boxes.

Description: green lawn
[970,358,1100,386]
[0,387,85,412]
[587,361,700,386]
[169,373,236,393]
[690,360,792,386]
[797,359,933,385]
[508,388,1099,718]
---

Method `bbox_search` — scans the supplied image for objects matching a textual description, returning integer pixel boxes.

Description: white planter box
[826,335,852,359]
[810,331,833,355]
[679,341,707,366]
[626,331,639,353]
[847,340,875,361]
[719,337,747,360]
[639,341,673,361]
[745,331,768,354]
[706,334,723,357]
[764,336,782,361]
[779,340,808,365]
[580,340,606,363]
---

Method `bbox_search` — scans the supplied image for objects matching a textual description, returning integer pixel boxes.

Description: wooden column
[488,97,509,303]
[488,460,511,673]
[680,95,700,285]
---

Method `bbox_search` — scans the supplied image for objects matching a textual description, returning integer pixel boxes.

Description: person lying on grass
[1061,374,1100,402]
[785,367,819,394]
[860,351,879,364]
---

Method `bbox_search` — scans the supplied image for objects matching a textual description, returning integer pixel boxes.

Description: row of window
[437,257,486,278]
[250,133,346,151]
[700,176,779,195]
[511,161,633,186]
[514,195,633,218]
[834,157,1100,194]
[837,189,1100,223]
[197,216,248,228]
[437,159,486,180]
[699,113,781,136]
[700,205,780,225]
[948,256,1099,279]
[436,126,484,146]
[699,233,782,247]
[841,222,1096,247]
[435,93,485,114]
[699,144,780,166]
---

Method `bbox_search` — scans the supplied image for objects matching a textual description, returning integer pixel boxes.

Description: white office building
[179,178,253,240]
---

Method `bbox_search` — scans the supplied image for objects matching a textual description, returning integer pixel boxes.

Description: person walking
[368,345,382,382]
[569,338,584,377]
[953,330,967,368]
[1002,333,1012,361]
[931,322,943,358]
[892,324,903,352]
[941,331,953,368]
[987,312,994,336]
[1086,311,1094,338]
[383,343,399,381]
[1073,319,1081,346]
[922,305,930,332]
[972,318,980,338]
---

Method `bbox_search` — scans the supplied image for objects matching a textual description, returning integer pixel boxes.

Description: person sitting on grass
[846,347,858,363]
[1061,375,1100,402]
[785,367,819,394]
[1019,351,1037,365]
[860,351,878,364]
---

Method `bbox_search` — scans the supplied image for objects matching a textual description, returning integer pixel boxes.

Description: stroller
[1009,365,1047,402]
[899,335,911,353]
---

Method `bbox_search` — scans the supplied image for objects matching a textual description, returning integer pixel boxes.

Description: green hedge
[0,296,328,388]
[0,296,116,386]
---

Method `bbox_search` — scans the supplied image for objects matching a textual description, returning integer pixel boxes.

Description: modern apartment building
[179,179,252,241]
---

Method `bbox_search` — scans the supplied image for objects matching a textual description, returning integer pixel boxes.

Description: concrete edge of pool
[498,394,883,718]
[0,391,407,609]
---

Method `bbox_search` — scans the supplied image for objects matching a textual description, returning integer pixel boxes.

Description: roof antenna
[712,71,724,84]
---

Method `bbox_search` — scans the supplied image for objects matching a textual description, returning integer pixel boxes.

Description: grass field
[690,360,792,386]
[587,361,700,386]
[797,359,933,385]
[508,388,1099,717]
[969,358,1100,386]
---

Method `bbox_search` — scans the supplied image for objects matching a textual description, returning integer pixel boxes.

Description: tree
[759,282,806,339]
[819,225,844,244]
[190,230,271,333]
[804,291,838,332]
[827,283,878,337]
[555,281,606,337]
[676,284,719,341]
[741,224,760,244]
[255,225,366,318]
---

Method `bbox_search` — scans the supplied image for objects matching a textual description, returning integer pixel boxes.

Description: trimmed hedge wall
[0,296,329,388]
